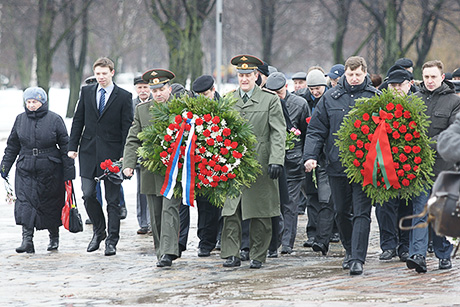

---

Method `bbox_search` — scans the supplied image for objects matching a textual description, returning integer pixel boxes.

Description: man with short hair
[68,57,133,256]
[405,60,460,273]
[221,55,286,269]
[303,56,380,275]
[123,69,182,267]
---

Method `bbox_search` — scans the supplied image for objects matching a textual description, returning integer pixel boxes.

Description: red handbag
[61,180,83,233]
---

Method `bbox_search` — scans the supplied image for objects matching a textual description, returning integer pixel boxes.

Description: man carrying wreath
[220,55,286,269]
[123,69,182,267]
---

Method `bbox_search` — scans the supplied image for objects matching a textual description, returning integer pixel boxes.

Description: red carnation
[195,155,201,163]
[397,170,405,177]
[203,129,211,137]
[212,175,220,182]
[212,116,221,124]
[212,155,220,161]
[386,102,395,111]
[220,148,229,155]
[168,123,176,130]
[187,111,193,119]
[353,159,361,167]
[211,125,219,132]
[175,115,183,124]
[231,141,238,149]
[198,174,205,181]
[167,148,173,153]
[356,140,364,148]
[350,133,358,140]
[221,165,229,173]
[220,175,228,182]
[206,139,215,146]
[392,131,400,139]
[403,111,411,119]
[224,139,232,147]
[404,146,412,153]
[395,110,403,118]
[393,162,399,169]
[214,165,222,172]
[160,151,168,158]
[392,146,399,154]
[399,125,407,133]
[164,134,172,142]
[349,145,356,152]
[396,104,404,111]
[409,121,416,129]
[405,133,413,141]
[414,156,422,164]
[356,150,364,159]
[403,164,411,171]
[399,153,408,162]
[402,179,410,186]
[210,182,218,187]
[232,151,240,158]
[185,124,191,131]
[354,119,362,128]
[216,135,223,142]
[412,146,421,153]
[228,173,236,179]
[385,123,392,134]
[413,165,418,171]
[407,174,416,180]
[363,113,370,121]
[393,121,400,128]
[364,143,371,151]
[413,131,420,138]
[223,128,231,136]
[361,125,370,134]
[199,147,206,154]
[202,178,209,185]
[209,160,216,167]
[203,114,212,122]
[195,118,203,126]
[368,134,373,142]
[306,117,311,124]
[387,113,394,120]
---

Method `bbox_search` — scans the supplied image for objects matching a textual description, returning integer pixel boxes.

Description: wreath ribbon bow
[362,110,401,190]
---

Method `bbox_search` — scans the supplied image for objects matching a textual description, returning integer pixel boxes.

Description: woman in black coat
[0,87,75,253]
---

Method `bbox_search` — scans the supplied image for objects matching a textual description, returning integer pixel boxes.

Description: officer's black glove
[0,168,8,180]
[268,164,283,179]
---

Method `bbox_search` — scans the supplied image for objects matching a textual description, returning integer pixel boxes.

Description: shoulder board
[262,88,276,95]
[223,89,237,97]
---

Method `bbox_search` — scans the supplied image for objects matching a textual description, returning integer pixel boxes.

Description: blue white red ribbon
[181,118,196,207]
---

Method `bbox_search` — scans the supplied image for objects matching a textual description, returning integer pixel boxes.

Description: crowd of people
[2,55,460,276]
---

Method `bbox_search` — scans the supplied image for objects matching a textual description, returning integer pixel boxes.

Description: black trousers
[329,176,372,264]
[375,197,412,254]
[81,177,120,245]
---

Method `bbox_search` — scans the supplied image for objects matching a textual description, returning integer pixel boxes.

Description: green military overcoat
[123,101,164,195]
[222,85,286,220]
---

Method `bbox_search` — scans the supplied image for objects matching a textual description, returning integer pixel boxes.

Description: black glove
[0,169,8,180]
[268,164,283,179]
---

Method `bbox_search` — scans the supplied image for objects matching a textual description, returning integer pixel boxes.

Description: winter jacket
[0,101,75,230]
[303,75,380,177]
[415,81,460,177]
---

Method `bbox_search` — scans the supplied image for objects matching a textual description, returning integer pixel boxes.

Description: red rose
[203,129,211,137]
[354,119,362,128]
[409,121,417,129]
[216,135,223,142]
[224,139,232,147]
[228,173,236,179]
[187,111,194,119]
[363,113,370,121]
[413,131,420,138]
[199,147,206,154]
[206,138,215,146]
[393,121,400,128]
[221,165,229,173]
[212,116,221,124]
[160,151,168,158]
[185,124,191,131]
[364,143,371,151]
[356,140,364,148]
[402,179,410,186]
[212,155,220,161]
[212,175,220,182]
[403,111,411,119]
[397,170,405,177]
[175,115,183,124]
[392,131,400,139]
[231,141,238,149]
[210,182,218,187]
[407,174,416,180]
[393,162,399,169]
[164,134,172,142]
[209,160,216,167]
[168,123,176,130]
[404,146,412,153]
[414,156,422,164]
[194,155,201,163]
[386,102,395,111]
[198,174,205,181]
[395,110,403,118]
[403,164,411,171]
[203,114,212,122]
[211,125,219,132]
[361,125,370,134]
[412,146,421,153]
[214,165,222,172]
[306,117,311,124]
[399,125,407,133]
[220,148,229,155]
[404,133,413,141]
[399,153,408,162]
[167,148,173,153]
[232,151,240,158]
[353,159,361,167]
[202,178,209,185]
[195,118,203,126]
[349,145,356,152]
[220,175,228,182]
[392,146,399,154]
[387,113,394,120]
[368,134,373,142]
[413,165,418,171]
[356,150,364,159]
[350,133,358,140]
[396,104,404,111]
[223,128,231,136]
[385,123,392,134]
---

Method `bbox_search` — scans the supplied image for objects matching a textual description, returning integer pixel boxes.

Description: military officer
[122,69,182,268]
[221,55,286,269]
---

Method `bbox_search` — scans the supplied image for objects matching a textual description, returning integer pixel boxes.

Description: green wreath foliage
[335,89,435,204]
[137,94,261,207]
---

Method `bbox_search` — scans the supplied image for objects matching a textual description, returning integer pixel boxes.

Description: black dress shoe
[399,251,409,262]
[329,233,340,243]
[406,254,427,273]
[104,244,116,256]
[250,259,262,269]
[303,237,315,248]
[427,241,434,253]
[137,227,148,235]
[349,261,363,275]
[342,254,352,270]
[312,242,328,256]
[379,249,396,260]
[120,206,127,220]
[267,250,278,258]
[87,232,107,252]
[280,246,292,254]
[198,248,211,257]
[240,249,249,261]
[439,258,452,270]
[85,218,92,225]
[223,256,241,267]
[156,254,173,267]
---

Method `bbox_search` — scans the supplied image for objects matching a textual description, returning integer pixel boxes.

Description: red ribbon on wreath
[362,110,401,190]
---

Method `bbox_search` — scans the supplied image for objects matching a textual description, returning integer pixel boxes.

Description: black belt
[21,147,57,156]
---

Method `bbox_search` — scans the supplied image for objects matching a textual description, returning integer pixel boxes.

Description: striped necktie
[99,88,106,115]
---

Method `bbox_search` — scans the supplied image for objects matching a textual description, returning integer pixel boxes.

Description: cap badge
[153,78,160,84]
[241,56,248,61]
[241,63,248,69]
[151,71,157,76]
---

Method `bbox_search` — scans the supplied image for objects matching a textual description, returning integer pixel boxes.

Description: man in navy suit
[68,57,133,256]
